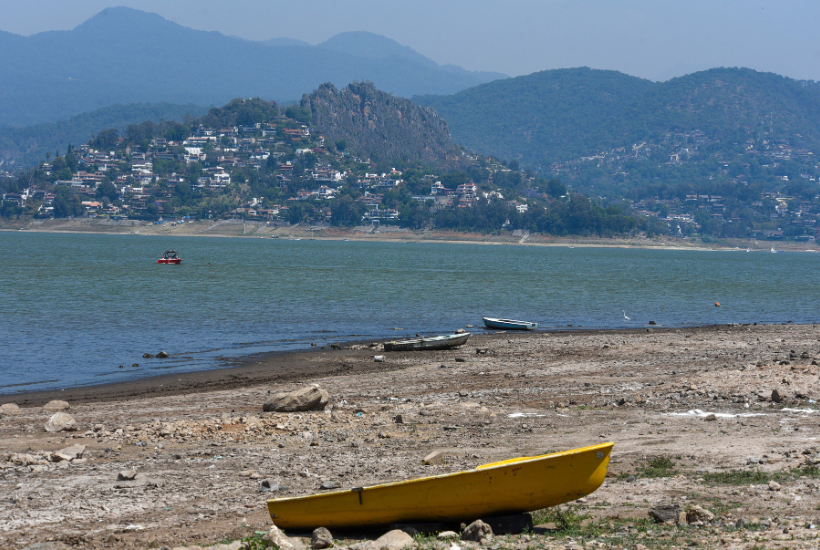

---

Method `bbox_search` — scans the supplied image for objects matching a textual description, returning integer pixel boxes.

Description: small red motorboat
[157,250,182,264]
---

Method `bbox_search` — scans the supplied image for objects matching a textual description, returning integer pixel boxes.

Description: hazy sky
[2,0,819,82]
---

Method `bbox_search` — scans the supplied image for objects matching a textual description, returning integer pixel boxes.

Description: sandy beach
[3,324,820,549]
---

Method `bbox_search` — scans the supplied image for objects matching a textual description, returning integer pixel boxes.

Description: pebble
[117,470,137,481]
[260,479,279,493]
[423,451,445,465]
[769,480,782,491]
[43,400,70,411]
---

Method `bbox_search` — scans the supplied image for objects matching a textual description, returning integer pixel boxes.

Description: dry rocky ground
[7,219,798,252]
[3,324,820,549]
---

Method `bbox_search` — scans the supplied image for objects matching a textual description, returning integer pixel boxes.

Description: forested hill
[0,103,208,168]
[302,82,459,165]
[416,67,820,169]
[0,7,503,127]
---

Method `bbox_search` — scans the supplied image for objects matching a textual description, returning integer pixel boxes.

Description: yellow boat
[267,442,613,530]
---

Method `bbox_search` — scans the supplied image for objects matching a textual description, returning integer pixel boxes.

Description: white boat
[384,333,470,352]
[771,246,777,253]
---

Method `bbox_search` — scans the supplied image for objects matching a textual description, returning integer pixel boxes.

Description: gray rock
[704,413,717,421]
[461,519,493,542]
[320,480,341,490]
[44,412,77,432]
[43,400,70,411]
[264,386,330,412]
[422,451,445,465]
[0,402,21,414]
[52,444,86,462]
[437,531,458,540]
[686,505,715,525]
[10,453,48,466]
[260,479,279,493]
[649,503,681,524]
[266,524,298,550]
[117,470,137,481]
[311,527,333,549]
[772,389,784,403]
[736,518,747,529]
[371,529,417,550]
[768,480,782,491]
[143,352,155,358]
[156,351,169,358]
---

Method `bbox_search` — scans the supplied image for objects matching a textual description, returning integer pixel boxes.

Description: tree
[52,188,83,218]
[546,178,567,198]
[91,128,120,150]
[96,181,119,202]
[330,195,365,226]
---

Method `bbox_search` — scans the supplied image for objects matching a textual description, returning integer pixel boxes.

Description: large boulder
[264,386,330,412]
[43,400,70,411]
[44,412,77,432]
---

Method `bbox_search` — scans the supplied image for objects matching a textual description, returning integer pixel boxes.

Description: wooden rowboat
[482,317,538,331]
[383,333,470,352]
[267,442,613,530]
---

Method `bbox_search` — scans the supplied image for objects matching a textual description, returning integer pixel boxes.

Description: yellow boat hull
[267,442,613,530]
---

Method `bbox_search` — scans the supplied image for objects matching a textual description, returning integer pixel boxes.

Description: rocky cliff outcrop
[302,82,459,165]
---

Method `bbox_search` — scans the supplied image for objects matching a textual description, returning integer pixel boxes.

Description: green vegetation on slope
[0,102,208,167]
[416,67,820,172]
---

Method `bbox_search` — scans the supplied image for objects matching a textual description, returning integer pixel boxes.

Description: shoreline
[4,322,820,549]
[0,323,774,407]
[4,218,816,252]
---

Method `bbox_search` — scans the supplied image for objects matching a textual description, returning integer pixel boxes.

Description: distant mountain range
[416,67,820,169]
[0,7,505,127]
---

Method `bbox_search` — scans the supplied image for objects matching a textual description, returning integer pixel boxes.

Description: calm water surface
[1,231,818,394]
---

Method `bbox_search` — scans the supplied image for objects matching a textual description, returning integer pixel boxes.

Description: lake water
[1,231,818,394]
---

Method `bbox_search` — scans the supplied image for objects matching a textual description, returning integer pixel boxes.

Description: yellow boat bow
[268,442,613,530]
